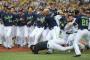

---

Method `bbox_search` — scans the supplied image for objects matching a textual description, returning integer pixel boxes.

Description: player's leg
[4,26,13,48]
[16,26,20,47]
[67,33,76,45]
[28,26,39,47]
[47,26,61,53]
[34,27,44,45]
[3,26,7,48]
[60,30,67,40]
[52,38,66,45]
[52,26,60,39]
[8,26,13,48]
[86,31,90,48]
[2,26,7,48]
[23,25,28,47]
[73,31,82,56]
[29,26,38,38]
[28,26,35,48]
[47,38,68,53]
[12,26,16,46]
[73,29,89,55]
[19,26,24,47]
[46,28,58,54]
[29,26,39,46]
[46,29,52,41]
[0,24,4,45]
[73,41,81,56]
[16,26,24,47]
[48,41,73,51]
[45,29,52,53]
[40,28,49,42]
[27,26,30,48]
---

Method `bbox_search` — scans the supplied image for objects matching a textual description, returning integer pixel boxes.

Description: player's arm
[65,18,76,30]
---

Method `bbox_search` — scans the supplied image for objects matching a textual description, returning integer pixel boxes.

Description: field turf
[0,50,90,60]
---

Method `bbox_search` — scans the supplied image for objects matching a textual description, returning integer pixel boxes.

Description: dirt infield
[0,45,30,52]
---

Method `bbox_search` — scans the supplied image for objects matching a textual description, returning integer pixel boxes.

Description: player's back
[76,15,89,30]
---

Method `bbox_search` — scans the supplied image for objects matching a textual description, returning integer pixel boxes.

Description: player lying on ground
[30,38,73,54]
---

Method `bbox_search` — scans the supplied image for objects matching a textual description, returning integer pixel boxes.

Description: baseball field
[0,50,90,60]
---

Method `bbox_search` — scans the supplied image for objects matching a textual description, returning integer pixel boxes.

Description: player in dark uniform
[30,41,48,54]
[16,10,27,47]
[73,9,90,57]
[0,8,4,45]
[44,8,59,41]
[43,8,60,54]
[30,38,73,54]
[2,8,15,48]
[29,8,46,47]
[76,15,89,30]
[25,7,35,48]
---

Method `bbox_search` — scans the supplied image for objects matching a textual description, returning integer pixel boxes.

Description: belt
[66,31,77,34]
[66,32,72,34]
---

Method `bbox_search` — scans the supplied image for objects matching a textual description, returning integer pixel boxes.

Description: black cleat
[30,45,39,54]
[30,45,35,52]
[74,55,81,57]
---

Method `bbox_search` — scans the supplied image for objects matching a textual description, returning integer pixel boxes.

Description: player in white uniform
[72,9,90,57]
[0,18,4,45]
[16,11,27,47]
[30,38,73,54]
[40,9,50,42]
[2,9,14,49]
[26,7,35,48]
[29,8,45,46]
[45,9,60,41]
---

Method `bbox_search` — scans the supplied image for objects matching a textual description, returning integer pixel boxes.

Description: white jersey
[64,18,78,34]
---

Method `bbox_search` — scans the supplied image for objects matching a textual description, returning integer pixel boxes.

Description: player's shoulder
[80,15,89,19]
[54,15,62,19]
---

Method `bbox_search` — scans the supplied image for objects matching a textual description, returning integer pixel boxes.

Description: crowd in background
[0,0,90,49]
[0,0,90,14]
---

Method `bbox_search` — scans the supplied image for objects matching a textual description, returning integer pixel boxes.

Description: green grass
[0,50,90,60]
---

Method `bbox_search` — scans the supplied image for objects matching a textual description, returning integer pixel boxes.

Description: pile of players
[29,8,90,57]
[0,1,90,57]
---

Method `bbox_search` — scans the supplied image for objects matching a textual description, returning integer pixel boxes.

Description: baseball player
[54,10,67,39]
[60,13,89,57]
[0,9,4,45]
[38,9,49,42]
[45,8,60,41]
[41,8,60,53]
[29,8,46,46]
[72,9,90,57]
[2,8,15,49]
[16,10,27,47]
[25,7,35,48]
[30,38,73,54]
